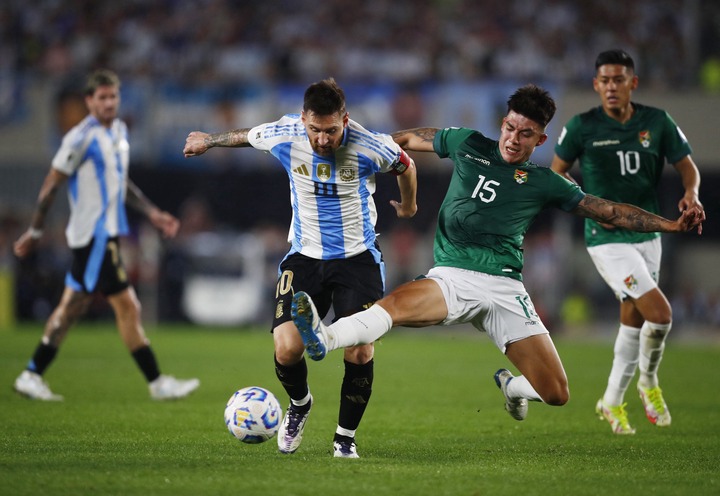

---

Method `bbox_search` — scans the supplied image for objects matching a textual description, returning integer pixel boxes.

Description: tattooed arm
[574,194,704,234]
[391,128,439,152]
[13,168,68,258]
[183,128,252,157]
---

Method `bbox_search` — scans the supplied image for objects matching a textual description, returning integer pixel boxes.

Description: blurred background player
[183,78,417,458]
[13,69,200,402]
[289,84,703,429]
[551,49,705,434]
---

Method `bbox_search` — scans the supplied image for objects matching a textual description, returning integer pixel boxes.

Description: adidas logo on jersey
[293,164,310,176]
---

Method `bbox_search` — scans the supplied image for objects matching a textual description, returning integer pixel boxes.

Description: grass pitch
[1,323,718,496]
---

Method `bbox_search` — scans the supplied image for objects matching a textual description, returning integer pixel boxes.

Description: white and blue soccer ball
[224,386,282,444]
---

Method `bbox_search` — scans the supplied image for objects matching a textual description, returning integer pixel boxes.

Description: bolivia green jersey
[432,127,585,281]
[554,103,692,247]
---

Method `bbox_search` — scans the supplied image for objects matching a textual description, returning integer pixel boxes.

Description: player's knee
[344,343,374,364]
[542,379,570,406]
[274,346,303,365]
[273,337,305,365]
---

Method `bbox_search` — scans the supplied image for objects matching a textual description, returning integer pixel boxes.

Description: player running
[551,49,705,434]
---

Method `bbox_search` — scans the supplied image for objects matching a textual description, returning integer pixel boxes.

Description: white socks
[506,375,543,402]
[602,321,671,404]
[603,324,641,406]
[325,304,393,352]
[336,426,356,438]
[638,321,671,388]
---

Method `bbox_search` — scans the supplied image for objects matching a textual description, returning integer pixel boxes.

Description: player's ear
[343,112,349,127]
[536,133,548,147]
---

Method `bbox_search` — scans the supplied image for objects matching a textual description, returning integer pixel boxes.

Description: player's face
[302,110,348,156]
[85,84,120,127]
[498,111,547,164]
[593,64,638,114]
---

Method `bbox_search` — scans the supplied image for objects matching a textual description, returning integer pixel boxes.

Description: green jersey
[432,127,585,281]
[554,103,692,247]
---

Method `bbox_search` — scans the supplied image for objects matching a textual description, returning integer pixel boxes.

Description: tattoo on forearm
[206,128,250,148]
[391,127,438,144]
[577,195,667,232]
[37,188,57,217]
[411,128,438,143]
[33,184,59,227]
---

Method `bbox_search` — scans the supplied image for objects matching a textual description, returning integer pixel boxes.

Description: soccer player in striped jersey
[551,49,705,434]
[13,69,200,402]
[183,78,417,458]
[289,84,703,435]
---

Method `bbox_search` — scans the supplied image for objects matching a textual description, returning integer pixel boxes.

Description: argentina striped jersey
[52,115,130,249]
[248,114,404,261]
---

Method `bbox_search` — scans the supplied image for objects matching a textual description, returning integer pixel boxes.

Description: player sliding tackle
[291,84,704,423]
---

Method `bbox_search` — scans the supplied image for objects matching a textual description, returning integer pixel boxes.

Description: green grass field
[1,324,718,496]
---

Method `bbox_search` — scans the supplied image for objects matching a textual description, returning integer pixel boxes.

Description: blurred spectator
[1,0,710,89]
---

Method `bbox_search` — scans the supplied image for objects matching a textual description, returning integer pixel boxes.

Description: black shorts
[271,250,385,330]
[67,237,129,296]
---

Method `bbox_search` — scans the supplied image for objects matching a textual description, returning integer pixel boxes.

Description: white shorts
[586,238,661,301]
[426,266,549,353]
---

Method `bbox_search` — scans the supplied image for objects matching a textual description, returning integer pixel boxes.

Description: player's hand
[675,206,704,235]
[390,200,417,219]
[150,210,180,238]
[13,231,39,259]
[183,131,210,157]
[678,192,704,215]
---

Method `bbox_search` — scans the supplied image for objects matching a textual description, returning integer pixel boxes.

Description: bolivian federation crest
[514,170,528,184]
[624,275,638,291]
[638,130,651,148]
[316,163,332,182]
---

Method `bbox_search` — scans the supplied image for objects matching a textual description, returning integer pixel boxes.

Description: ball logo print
[224,386,282,444]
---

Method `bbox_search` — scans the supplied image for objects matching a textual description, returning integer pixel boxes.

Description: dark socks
[338,359,374,432]
[274,355,309,409]
[131,346,161,383]
[27,342,58,375]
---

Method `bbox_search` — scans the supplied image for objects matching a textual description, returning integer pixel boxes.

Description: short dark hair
[595,49,635,71]
[507,84,556,129]
[84,69,121,96]
[303,77,346,116]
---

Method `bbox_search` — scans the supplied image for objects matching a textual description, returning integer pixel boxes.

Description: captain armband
[388,149,412,175]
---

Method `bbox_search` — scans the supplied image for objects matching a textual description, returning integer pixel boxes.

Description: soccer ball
[224,386,282,444]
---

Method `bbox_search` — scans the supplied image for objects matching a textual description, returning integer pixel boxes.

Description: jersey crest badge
[514,170,528,184]
[638,130,651,148]
[624,274,638,291]
[339,167,355,182]
[316,163,332,182]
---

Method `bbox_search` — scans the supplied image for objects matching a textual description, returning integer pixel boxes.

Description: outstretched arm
[13,168,67,258]
[391,128,439,152]
[183,128,252,157]
[573,194,704,234]
[126,180,179,238]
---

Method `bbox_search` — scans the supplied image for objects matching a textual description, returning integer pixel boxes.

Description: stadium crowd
[2,0,719,335]
[2,0,717,88]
